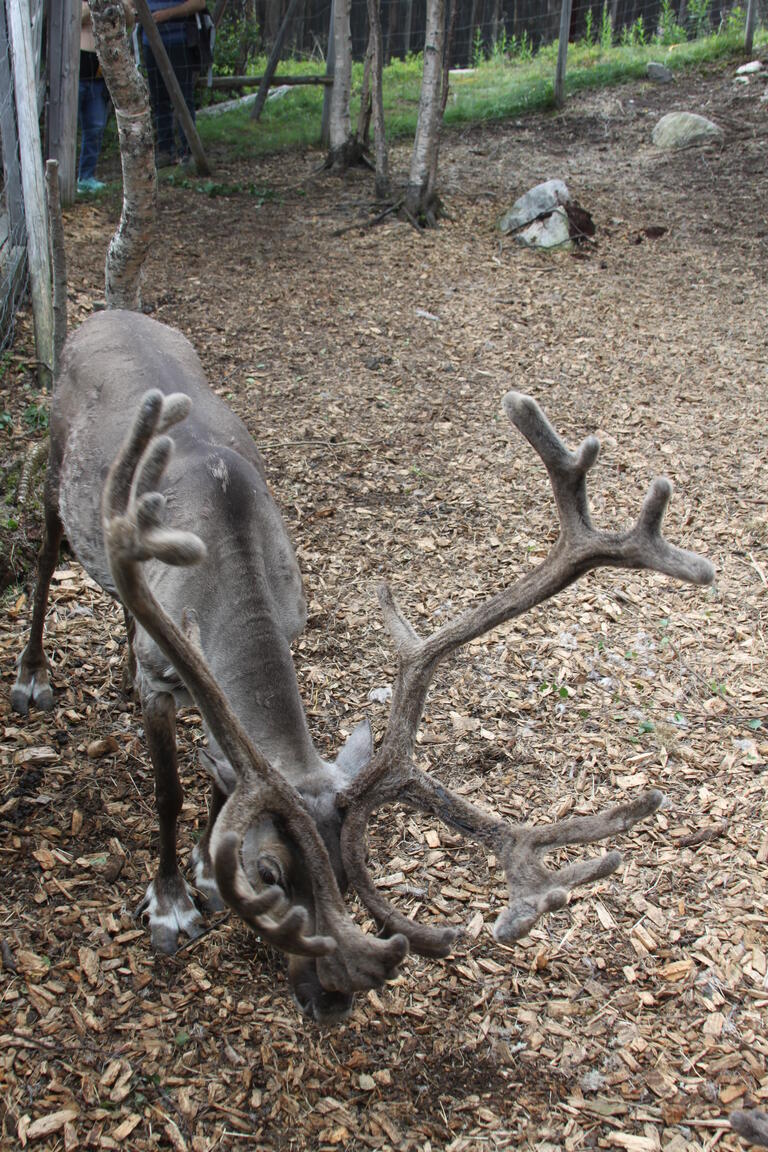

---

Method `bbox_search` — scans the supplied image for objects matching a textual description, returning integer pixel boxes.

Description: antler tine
[503,391,715,586]
[339,392,712,955]
[104,392,411,992]
[732,1110,768,1147]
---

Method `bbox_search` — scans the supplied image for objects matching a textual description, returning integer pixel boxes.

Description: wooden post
[744,0,757,56]
[554,0,573,107]
[212,0,230,26]
[250,0,303,120]
[132,0,211,175]
[8,0,53,387]
[0,0,24,238]
[321,0,335,146]
[46,0,80,206]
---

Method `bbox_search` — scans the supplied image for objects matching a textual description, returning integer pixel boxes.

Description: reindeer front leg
[190,780,227,912]
[137,688,204,952]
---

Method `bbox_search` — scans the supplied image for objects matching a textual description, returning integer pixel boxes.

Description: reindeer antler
[338,391,714,956]
[103,391,408,983]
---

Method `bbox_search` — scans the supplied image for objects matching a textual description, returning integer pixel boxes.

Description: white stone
[514,206,571,250]
[498,179,570,234]
[736,60,764,74]
[651,112,723,149]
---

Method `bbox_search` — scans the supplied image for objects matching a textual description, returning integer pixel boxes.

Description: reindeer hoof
[136,878,204,954]
[11,667,54,715]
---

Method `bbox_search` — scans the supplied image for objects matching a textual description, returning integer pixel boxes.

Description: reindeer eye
[257,855,285,890]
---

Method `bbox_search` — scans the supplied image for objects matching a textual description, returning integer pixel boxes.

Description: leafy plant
[472,26,485,67]
[0,410,12,432]
[584,7,595,44]
[722,3,745,32]
[657,0,686,44]
[23,401,49,431]
[621,15,646,45]
[600,2,614,48]
[687,0,711,36]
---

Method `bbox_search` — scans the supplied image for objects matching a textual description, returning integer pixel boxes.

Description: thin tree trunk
[403,0,413,54]
[554,0,573,107]
[356,35,373,146]
[89,0,156,310]
[326,0,354,166]
[385,0,398,62]
[321,0,335,146]
[405,0,444,223]
[366,0,390,197]
[440,0,457,115]
[250,0,303,119]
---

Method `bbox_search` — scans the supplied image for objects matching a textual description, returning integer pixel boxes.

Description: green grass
[192,27,765,160]
[98,26,765,173]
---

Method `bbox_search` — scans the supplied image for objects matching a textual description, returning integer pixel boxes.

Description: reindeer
[12,307,714,1020]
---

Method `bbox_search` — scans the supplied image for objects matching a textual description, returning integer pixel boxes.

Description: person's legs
[78,79,110,183]
[165,41,199,160]
[144,43,176,162]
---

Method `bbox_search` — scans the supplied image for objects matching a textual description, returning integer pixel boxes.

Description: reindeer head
[103,389,713,1020]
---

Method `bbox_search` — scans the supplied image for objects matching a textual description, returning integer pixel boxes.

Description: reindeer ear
[335,719,373,778]
[198,746,237,794]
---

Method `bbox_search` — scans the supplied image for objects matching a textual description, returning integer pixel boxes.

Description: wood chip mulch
[1,62,766,1151]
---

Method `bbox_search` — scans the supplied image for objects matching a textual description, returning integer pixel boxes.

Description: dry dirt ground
[1,60,767,1152]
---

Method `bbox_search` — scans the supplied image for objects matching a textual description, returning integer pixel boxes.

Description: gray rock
[646,61,673,83]
[651,111,723,149]
[515,206,572,250]
[499,179,570,234]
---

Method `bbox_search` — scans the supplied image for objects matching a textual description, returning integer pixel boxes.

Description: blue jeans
[143,39,199,160]
[78,78,110,181]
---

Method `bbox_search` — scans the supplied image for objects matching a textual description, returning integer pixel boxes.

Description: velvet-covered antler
[103,390,408,985]
[338,391,714,955]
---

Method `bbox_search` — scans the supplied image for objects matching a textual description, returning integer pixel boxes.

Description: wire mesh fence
[0,0,30,353]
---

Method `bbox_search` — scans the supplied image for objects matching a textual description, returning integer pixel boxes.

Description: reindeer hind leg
[11,488,64,714]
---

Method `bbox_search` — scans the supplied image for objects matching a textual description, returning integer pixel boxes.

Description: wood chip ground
[1,63,766,1151]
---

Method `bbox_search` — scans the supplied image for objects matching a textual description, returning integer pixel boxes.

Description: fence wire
[0,0,29,353]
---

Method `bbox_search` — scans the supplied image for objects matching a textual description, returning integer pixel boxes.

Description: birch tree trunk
[366,0,390,197]
[326,0,354,167]
[405,0,445,223]
[88,0,156,310]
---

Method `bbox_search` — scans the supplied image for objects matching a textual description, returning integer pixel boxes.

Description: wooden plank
[0,0,25,239]
[45,0,80,206]
[132,0,211,176]
[8,0,53,386]
[198,73,332,88]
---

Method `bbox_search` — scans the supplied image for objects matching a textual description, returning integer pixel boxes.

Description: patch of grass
[192,28,766,158]
[100,26,766,167]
